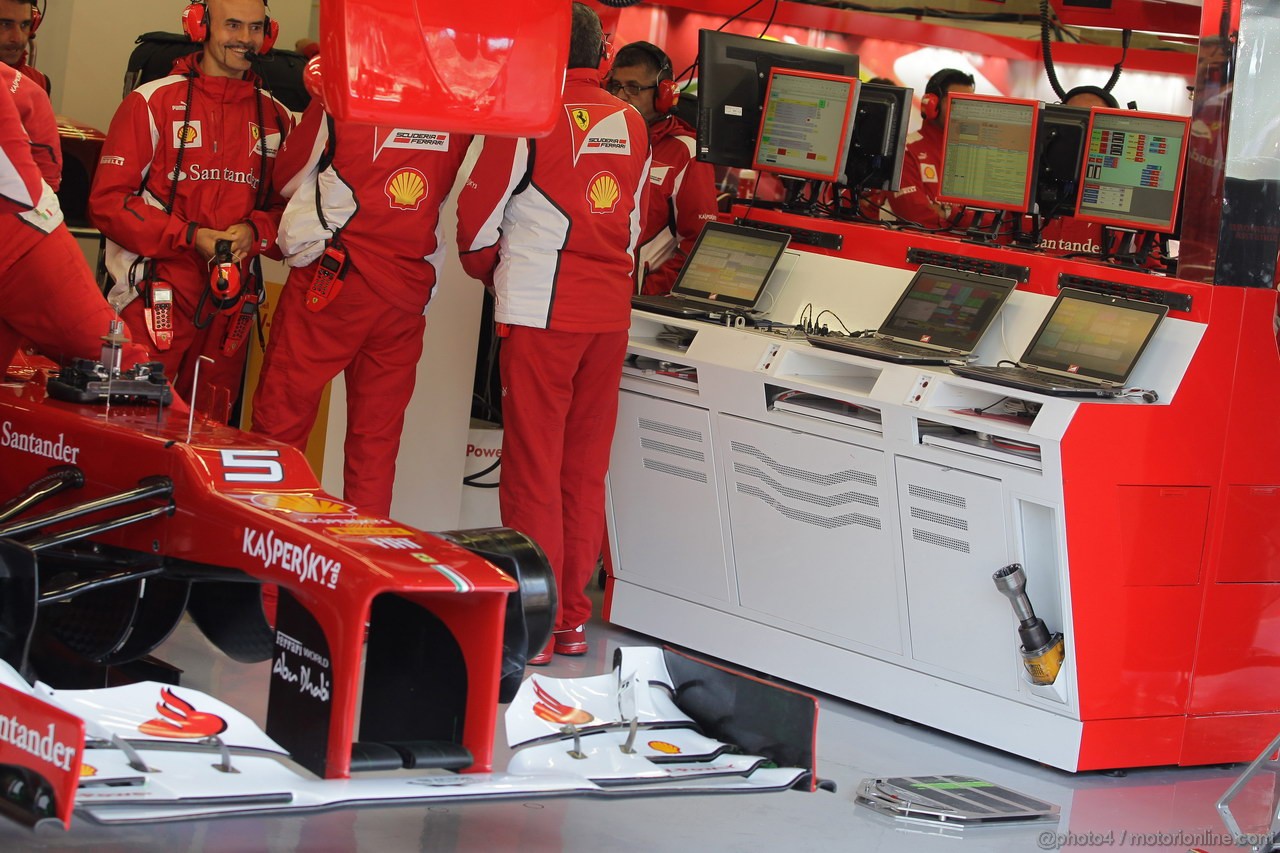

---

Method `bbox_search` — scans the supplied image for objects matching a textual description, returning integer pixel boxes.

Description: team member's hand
[194,227,231,261]
[223,223,255,261]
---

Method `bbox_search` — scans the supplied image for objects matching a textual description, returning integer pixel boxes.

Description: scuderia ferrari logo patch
[565,104,631,165]
[375,129,451,161]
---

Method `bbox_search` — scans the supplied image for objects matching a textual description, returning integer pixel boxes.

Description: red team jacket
[890,120,950,229]
[2,63,58,188]
[0,63,61,271]
[456,68,651,333]
[89,53,290,311]
[636,115,718,295]
[274,101,473,314]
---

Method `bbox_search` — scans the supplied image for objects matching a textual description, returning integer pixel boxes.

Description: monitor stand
[961,208,1005,244]
[1096,226,1158,270]
[1011,214,1047,250]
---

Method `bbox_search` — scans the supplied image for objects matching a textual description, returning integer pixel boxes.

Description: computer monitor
[844,82,912,193]
[1074,108,1191,233]
[938,93,1041,213]
[752,69,859,183]
[1031,104,1089,218]
[697,29,859,171]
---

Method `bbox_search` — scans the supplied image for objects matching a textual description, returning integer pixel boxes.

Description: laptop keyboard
[865,339,941,355]
[964,366,1102,389]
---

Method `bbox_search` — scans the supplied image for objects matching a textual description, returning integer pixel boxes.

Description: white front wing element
[1,647,810,825]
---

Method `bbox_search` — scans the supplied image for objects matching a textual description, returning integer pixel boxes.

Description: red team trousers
[252,265,426,517]
[498,326,629,631]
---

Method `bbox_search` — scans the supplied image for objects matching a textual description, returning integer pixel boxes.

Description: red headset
[920,92,940,122]
[28,2,41,38]
[627,42,678,114]
[182,1,279,54]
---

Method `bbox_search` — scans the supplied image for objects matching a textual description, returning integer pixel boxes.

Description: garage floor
[0,586,1269,853]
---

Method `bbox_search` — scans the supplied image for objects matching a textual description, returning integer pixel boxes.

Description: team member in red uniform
[89,0,290,408]
[3,53,58,187]
[0,0,49,95]
[457,3,650,665]
[251,58,473,517]
[606,41,717,295]
[0,65,149,372]
[889,68,974,229]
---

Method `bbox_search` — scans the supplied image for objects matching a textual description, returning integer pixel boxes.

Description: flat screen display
[696,29,858,170]
[1074,108,1191,233]
[752,69,858,183]
[939,94,1040,213]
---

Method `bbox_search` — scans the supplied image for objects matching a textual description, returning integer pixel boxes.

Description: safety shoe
[553,625,588,656]
[527,643,554,666]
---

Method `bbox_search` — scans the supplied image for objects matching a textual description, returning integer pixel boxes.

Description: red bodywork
[0,370,519,781]
[319,0,570,137]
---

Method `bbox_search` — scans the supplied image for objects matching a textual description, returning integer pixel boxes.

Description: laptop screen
[1020,289,1167,383]
[878,266,1016,351]
[671,222,791,309]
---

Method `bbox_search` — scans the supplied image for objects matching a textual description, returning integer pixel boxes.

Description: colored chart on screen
[1076,110,1189,232]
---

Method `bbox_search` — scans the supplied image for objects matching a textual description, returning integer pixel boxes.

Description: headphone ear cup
[655,78,678,114]
[260,16,279,54]
[29,5,41,37]
[921,92,939,122]
[181,2,208,43]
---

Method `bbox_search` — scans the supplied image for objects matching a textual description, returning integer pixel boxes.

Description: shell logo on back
[587,171,620,214]
[386,168,428,210]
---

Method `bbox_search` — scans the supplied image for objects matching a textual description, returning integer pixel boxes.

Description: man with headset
[889,67,974,229]
[606,41,717,295]
[457,3,650,665]
[251,56,473,517]
[89,0,290,410]
[0,0,49,94]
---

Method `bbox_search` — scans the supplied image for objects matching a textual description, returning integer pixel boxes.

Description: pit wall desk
[603,213,1280,772]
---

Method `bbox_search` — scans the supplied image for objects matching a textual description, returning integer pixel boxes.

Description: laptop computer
[632,222,791,318]
[806,265,1016,365]
[949,288,1168,397]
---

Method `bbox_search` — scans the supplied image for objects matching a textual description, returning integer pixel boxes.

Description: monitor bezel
[1030,103,1090,219]
[695,29,859,171]
[669,221,793,309]
[937,93,1042,214]
[1072,107,1192,234]
[845,82,912,194]
[1019,288,1169,384]
[751,68,860,184]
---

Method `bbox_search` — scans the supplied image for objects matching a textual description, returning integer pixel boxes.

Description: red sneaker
[527,643,554,666]
[553,625,588,656]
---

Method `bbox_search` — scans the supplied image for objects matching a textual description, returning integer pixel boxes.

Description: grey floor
[1,585,1270,852]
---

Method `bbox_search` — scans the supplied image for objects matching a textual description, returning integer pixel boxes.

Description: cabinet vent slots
[907,483,967,509]
[643,459,708,483]
[730,441,877,487]
[734,464,880,510]
[910,507,968,531]
[639,418,702,443]
[736,484,883,530]
[641,437,705,462]
[912,528,972,553]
